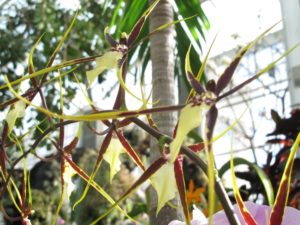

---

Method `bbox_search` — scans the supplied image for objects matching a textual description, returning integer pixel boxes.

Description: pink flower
[168,202,300,225]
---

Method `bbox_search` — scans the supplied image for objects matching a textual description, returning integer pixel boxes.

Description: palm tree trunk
[148,0,181,224]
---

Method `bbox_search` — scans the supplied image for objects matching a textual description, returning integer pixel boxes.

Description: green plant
[1,2,300,225]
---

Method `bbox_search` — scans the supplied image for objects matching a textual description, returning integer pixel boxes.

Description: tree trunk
[148,0,181,224]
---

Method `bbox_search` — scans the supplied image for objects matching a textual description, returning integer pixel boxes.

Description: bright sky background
[202,0,282,56]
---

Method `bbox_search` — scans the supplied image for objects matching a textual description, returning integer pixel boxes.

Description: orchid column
[148,0,181,224]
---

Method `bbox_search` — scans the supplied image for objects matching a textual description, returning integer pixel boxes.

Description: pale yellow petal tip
[104,26,110,34]
[86,67,104,88]
[169,103,203,163]
[121,32,128,39]
[151,163,177,214]
[63,163,76,199]
[86,51,123,87]
[103,138,125,183]
[5,101,26,133]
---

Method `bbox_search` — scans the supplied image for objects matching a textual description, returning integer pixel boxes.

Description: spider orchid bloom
[86,28,127,87]
[169,93,214,163]
[5,100,26,134]
[168,202,300,225]
[86,50,124,86]
[86,0,160,89]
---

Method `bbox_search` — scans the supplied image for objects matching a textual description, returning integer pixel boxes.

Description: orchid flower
[86,0,160,91]
[86,29,126,88]
[168,202,300,225]
[86,49,124,87]
[164,24,294,224]
[169,93,214,163]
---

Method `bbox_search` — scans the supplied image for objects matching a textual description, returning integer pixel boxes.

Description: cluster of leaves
[1,1,300,225]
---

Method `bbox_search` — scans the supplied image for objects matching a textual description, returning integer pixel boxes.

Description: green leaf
[127,0,160,46]
[230,149,258,225]
[219,157,274,206]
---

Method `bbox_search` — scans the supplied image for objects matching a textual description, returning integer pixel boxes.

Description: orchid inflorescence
[1,1,300,225]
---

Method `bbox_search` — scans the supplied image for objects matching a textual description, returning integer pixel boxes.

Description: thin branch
[0,120,76,198]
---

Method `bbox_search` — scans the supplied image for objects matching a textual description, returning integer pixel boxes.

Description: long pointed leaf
[230,144,258,225]
[270,132,300,225]
[219,157,274,206]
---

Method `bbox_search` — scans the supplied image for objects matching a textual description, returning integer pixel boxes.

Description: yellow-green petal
[5,101,26,134]
[169,103,203,163]
[151,162,177,214]
[103,138,125,183]
[63,161,76,199]
[86,51,123,87]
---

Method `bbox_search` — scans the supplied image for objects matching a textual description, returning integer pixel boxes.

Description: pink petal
[213,202,300,225]
[168,202,300,225]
